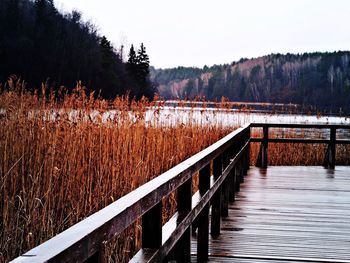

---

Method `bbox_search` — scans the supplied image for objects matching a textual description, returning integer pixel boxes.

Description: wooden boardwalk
[192,166,350,263]
[12,123,350,263]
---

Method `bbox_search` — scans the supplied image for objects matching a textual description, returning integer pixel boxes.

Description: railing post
[228,145,236,202]
[142,202,162,250]
[229,165,236,202]
[197,163,210,262]
[238,140,245,183]
[85,251,100,263]
[211,155,222,237]
[221,150,230,217]
[172,178,192,262]
[324,127,336,169]
[235,160,242,192]
[256,126,268,168]
[244,128,251,174]
[330,127,336,169]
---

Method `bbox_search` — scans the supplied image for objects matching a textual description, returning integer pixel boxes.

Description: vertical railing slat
[211,155,223,237]
[221,150,230,217]
[235,160,242,192]
[330,127,336,169]
[142,202,162,249]
[256,126,268,168]
[171,178,192,262]
[85,251,100,263]
[197,163,211,262]
[244,128,251,174]
[323,127,337,169]
[228,144,236,202]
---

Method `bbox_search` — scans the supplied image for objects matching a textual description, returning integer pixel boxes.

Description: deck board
[191,166,350,263]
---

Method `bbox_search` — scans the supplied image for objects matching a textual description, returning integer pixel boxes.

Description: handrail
[132,140,250,262]
[250,122,350,129]
[12,124,251,263]
[251,122,350,168]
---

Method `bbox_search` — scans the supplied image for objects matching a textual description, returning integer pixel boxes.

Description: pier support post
[244,128,251,174]
[197,163,211,262]
[323,127,336,169]
[169,178,192,263]
[142,202,162,249]
[211,156,222,237]
[85,251,101,263]
[221,150,230,217]
[256,126,268,168]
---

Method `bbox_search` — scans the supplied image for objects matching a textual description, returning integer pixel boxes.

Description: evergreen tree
[137,43,150,82]
[126,43,155,99]
[126,44,137,77]
[126,44,139,97]
[136,43,151,99]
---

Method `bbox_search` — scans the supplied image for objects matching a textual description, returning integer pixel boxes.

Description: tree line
[153,52,350,114]
[0,0,155,99]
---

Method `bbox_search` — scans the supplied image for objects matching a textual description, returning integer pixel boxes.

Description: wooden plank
[192,166,350,262]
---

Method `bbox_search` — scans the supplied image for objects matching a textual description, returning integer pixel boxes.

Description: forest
[0,0,155,99]
[2,0,350,113]
[152,52,350,114]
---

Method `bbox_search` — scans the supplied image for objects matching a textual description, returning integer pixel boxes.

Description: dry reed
[0,78,232,262]
[1,78,349,262]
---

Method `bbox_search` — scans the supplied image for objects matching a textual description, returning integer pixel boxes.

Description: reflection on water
[326,168,335,179]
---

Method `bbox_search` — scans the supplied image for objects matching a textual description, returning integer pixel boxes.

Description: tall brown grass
[1,78,349,262]
[0,79,233,262]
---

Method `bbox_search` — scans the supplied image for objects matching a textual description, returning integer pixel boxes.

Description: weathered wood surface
[252,123,350,168]
[250,123,350,129]
[192,166,350,263]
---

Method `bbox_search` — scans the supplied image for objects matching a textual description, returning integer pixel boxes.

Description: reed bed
[0,80,233,262]
[1,79,349,262]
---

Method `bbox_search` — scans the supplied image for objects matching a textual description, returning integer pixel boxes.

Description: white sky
[54,0,350,69]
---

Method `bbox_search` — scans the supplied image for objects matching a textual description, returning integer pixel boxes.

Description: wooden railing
[12,124,251,263]
[11,122,350,263]
[251,123,350,169]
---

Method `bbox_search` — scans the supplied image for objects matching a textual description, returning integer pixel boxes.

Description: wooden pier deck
[192,166,350,263]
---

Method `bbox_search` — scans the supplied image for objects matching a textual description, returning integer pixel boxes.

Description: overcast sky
[54,0,350,69]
